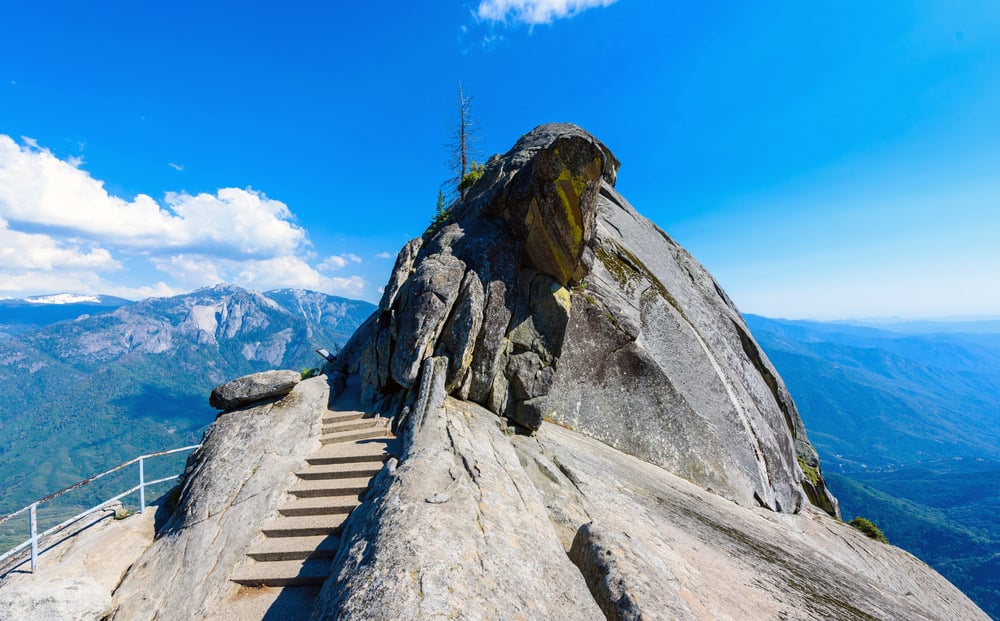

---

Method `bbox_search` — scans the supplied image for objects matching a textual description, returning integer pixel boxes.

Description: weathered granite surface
[313,358,604,620]
[513,422,986,621]
[340,123,836,516]
[311,364,987,620]
[0,506,155,621]
[109,376,327,620]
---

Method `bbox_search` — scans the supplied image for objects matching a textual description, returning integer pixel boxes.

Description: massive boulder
[341,123,837,516]
[208,369,301,410]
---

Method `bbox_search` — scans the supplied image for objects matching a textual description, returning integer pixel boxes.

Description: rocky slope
[319,360,986,619]
[343,123,836,517]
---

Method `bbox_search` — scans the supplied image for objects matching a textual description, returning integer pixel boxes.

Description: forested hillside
[747,315,1000,618]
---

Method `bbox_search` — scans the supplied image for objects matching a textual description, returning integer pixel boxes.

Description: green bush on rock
[850,516,889,544]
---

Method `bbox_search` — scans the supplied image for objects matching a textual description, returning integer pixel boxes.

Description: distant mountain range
[0,294,132,337]
[746,315,1000,618]
[0,285,374,535]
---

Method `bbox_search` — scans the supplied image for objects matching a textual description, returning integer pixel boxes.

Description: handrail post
[138,457,145,514]
[29,503,38,573]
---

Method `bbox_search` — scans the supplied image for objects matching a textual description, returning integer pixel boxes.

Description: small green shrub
[300,367,319,380]
[429,188,454,232]
[459,161,485,195]
[849,516,889,544]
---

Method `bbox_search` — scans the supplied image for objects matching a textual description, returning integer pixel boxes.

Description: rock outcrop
[208,368,301,410]
[342,123,836,516]
[315,355,987,620]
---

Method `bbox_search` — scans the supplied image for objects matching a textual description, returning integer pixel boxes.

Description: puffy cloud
[0,218,119,271]
[0,134,369,301]
[477,0,617,24]
[375,251,393,259]
[319,253,362,271]
[0,135,305,256]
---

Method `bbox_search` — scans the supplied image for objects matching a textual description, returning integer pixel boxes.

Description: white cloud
[0,218,119,271]
[168,162,183,171]
[103,281,179,301]
[0,134,371,301]
[0,135,305,256]
[151,254,226,289]
[319,253,362,271]
[375,251,393,259]
[477,0,617,24]
[153,253,366,298]
[0,270,106,296]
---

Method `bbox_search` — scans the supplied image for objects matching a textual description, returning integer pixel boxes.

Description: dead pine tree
[448,82,481,200]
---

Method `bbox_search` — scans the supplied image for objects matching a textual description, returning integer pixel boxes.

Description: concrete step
[246,535,339,562]
[306,443,391,465]
[322,419,380,434]
[288,477,373,499]
[321,410,364,425]
[279,496,362,516]
[261,514,349,538]
[296,462,383,480]
[231,558,331,587]
[320,427,387,445]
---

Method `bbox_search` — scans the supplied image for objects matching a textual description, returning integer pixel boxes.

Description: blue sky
[2,1,999,319]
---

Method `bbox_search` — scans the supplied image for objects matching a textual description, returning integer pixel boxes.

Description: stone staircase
[231,381,395,588]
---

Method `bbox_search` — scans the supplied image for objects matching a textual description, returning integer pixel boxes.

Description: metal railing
[0,444,200,573]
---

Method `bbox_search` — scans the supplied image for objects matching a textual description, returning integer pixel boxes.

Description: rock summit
[342,123,837,516]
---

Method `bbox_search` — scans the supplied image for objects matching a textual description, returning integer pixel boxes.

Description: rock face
[208,368,301,410]
[316,357,604,620]
[341,123,837,516]
[108,376,327,621]
[316,353,987,620]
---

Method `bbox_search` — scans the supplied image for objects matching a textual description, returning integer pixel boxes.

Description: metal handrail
[0,444,200,573]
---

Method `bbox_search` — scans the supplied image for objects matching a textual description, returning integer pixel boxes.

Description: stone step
[321,410,364,425]
[320,427,387,445]
[306,443,390,465]
[279,496,362,516]
[295,462,383,480]
[246,535,339,562]
[260,514,350,538]
[231,558,331,587]
[288,477,373,499]
[322,419,380,434]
